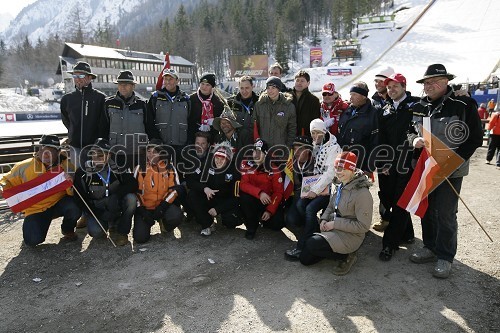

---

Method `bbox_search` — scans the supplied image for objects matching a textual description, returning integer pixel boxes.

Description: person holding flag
[0,135,81,246]
[285,119,342,261]
[405,64,483,278]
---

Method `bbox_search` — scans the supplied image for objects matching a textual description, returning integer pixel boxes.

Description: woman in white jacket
[285,119,342,260]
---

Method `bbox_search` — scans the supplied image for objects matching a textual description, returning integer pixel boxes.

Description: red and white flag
[155,52,171,91]
[397,149,440,218]
[2,166,72,213]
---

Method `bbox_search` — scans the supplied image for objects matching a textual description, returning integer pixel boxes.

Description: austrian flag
[397,149,440,218]
[2,166,72,213]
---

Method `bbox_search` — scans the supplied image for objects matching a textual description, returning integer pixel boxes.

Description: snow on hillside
[0,89,59,112]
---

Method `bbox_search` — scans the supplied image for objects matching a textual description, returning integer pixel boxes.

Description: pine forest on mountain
[0,0,394,88]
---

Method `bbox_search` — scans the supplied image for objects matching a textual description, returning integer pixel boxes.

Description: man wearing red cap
[376,73,420,261]
[320,82,349,137]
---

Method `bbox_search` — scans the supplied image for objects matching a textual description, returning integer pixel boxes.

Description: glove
[324,117,335,128]
[136,206,155,226]
[153,201,170,220]
[206,118,214,126]
[198,124,211,132]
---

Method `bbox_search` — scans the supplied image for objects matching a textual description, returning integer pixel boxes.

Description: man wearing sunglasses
[61,61,107,169]
[319,83,349,137]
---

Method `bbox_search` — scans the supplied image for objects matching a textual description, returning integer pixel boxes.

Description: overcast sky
[1,0,37,17]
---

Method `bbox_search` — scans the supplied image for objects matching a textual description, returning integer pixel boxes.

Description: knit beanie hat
[200,73,216,87]
[334,151,358,171]
[309,118,327,134]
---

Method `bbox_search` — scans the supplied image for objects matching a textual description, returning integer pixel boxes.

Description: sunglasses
[72,74,87,79]
[322,92,334,96]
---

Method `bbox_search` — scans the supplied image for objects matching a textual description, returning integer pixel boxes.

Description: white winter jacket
[310,133,342,195]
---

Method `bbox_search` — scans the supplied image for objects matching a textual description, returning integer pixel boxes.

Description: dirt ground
[0,147,498,333]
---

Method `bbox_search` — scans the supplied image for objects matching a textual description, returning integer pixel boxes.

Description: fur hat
[254,138,269,154]
[416,64,456,83]
[213,143,234,161]
[375,66,395,80]
[334,151,358,171]
[67,61,97,79]
[200,73,216,87]
[309,118,327,134]
[213,107,242,131]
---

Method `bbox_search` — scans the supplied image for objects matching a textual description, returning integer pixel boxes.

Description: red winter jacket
[320,98,349,136]
[239,161,283,215]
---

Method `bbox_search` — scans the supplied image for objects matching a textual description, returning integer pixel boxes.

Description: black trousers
[379,170,415,249]
[486,134,500,166]
[299,235,348,266]
[187,190,242,229]
[239,192,284,233]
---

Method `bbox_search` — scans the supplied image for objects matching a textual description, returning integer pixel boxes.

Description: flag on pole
[2,166,72,213]
[397,149,440,218]
[283,149,294,200]
[155,52,171,91]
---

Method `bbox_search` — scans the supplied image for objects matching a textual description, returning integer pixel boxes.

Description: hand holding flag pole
[71,185,117,247]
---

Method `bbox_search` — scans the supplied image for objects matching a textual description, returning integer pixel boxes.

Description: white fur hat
[375,66,395,80]
[310,118,327,134]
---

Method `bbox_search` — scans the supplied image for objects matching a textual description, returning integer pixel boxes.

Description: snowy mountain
[1,0,202,45]
[0,13,13,33]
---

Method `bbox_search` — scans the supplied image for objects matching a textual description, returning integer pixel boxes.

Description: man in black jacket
[61,61,107,169]
[292,70,320,137]
[408,64,483,278]
[227,75,259,132]
[73,138,138,246]
[376,73,419,261]
[338,82,379,172]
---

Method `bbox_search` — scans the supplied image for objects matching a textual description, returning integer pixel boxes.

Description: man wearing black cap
[0,135,81,246]
[73,138,138,246]
[337,81,379,172]
[104,70,159,170]
[188,73,225,143]
[408,64,483,278]
[254,76,296,147]
[61,61,107,169]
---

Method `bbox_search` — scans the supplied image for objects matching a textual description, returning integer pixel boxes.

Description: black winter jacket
[292,88,321,137]
[61,83,107,148]
[227,92,259,131]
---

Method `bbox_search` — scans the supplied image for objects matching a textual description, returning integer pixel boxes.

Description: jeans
[133,204,183,243]
[284,197,303,240]
[299,235,348,266]
[295,195,330,250]
[86,193,137,238]
[22,196,81,246]
[421,177,463,262]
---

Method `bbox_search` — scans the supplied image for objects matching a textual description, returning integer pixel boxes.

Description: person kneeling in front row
[299,151,373,275]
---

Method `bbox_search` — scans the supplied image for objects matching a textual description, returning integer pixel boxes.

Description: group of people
[0,61,483,278]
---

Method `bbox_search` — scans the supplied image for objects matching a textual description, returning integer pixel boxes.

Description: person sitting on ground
[187,143,242,236]
[299,151,373,276]
[0,135,81,246]
[73,138,138,246]
[239,139,285,240]
[133,139,183,243]
[285,119,342,261]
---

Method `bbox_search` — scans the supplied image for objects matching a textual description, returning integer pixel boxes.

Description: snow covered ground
[0,88,60,112]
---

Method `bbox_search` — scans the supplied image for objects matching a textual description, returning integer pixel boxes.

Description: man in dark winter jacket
[292,70,321,137]
[73,138,138,246]
[61,61,107,169]
[188,73,225,144]
[104,70,159,170]
[227,75,259,131]
[408,64,483,279]
[376,73,419,262]
[338,82,379,172]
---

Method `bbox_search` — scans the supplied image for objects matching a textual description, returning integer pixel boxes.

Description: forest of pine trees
[0,0,393,87]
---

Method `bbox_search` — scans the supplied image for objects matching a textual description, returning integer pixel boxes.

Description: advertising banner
[15,113,62,121]
[229,55,269,78]
[310,48,323,67]
[327,68,353,76]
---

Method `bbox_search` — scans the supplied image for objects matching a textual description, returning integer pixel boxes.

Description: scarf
[197,89,214,126]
